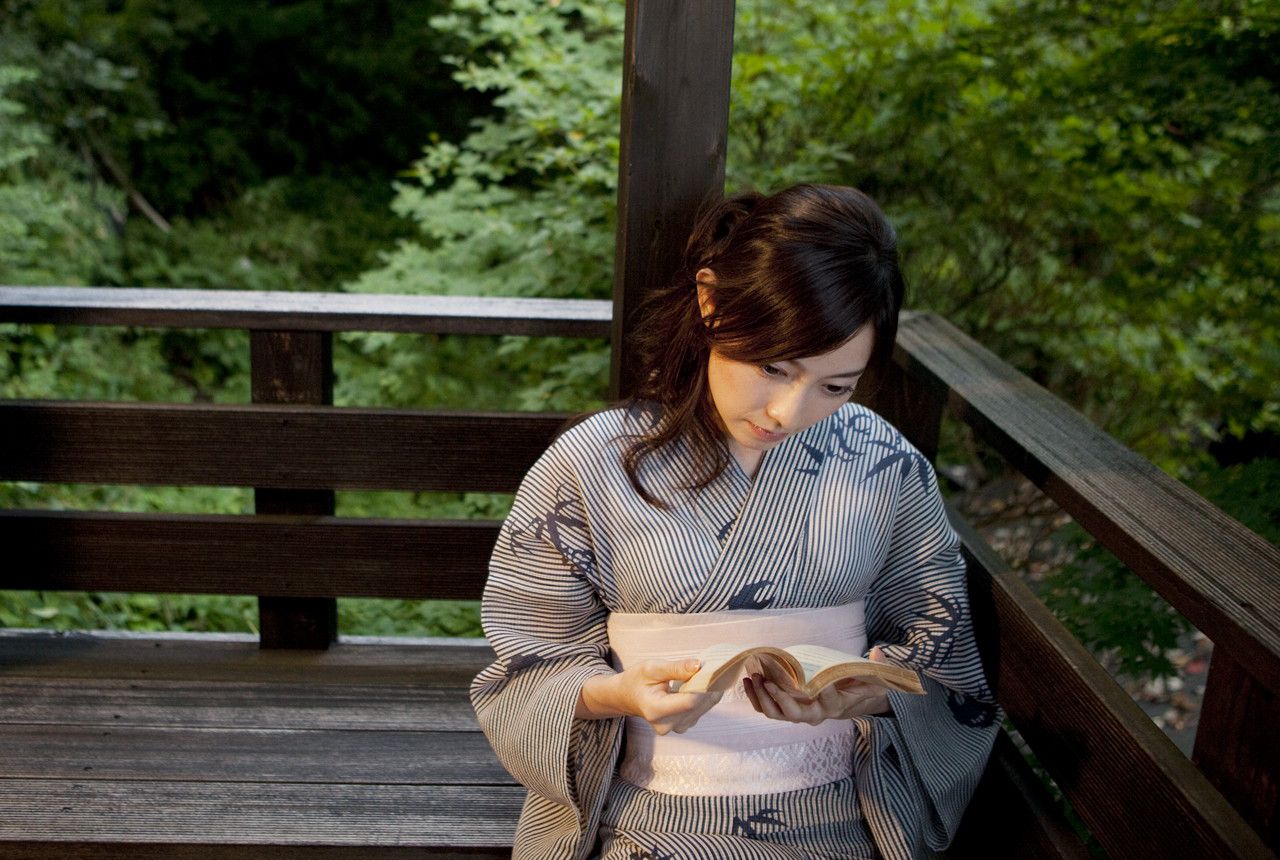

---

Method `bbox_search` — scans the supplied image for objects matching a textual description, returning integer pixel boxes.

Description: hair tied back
[685,191,763,271]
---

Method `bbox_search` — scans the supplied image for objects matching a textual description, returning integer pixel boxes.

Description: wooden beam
[948,731,1091,859]
[611,0,736,398]
[0,400,566,493]
[894,313,1280,694]
[0,286,611,337]
[0,781,522,856]
[0,510,498,600]
[252,330,336,649]
[955,510,1272,859]
[1194,650,1280,848]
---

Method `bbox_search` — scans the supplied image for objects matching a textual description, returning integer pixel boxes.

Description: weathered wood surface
[897,313,1280,693]
[0,631,487,685]
[0,678,479,729]
[0,511,497,599]
[0,631,518,857]
[956,511,1274,859]
[0,401,566,492]
[611,0,735,397]
[0,285,611,337]
[0,781,523,855]
[1193,650,1280,846]
[251,329,337,648]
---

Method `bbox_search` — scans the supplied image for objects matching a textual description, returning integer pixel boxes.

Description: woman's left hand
[743,645,894,723]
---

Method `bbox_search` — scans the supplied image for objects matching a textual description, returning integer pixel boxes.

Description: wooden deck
[0,629,521,858]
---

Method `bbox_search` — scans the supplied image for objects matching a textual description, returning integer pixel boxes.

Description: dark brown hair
[610,183,905,507]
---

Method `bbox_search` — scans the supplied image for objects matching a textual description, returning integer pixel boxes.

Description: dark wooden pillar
[1193,650,1280,849]
[251,329,338,649]
[856,337,948,463]
[611,0,737,399]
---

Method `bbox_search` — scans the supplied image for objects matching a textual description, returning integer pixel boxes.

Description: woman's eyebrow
[787,358,866,379]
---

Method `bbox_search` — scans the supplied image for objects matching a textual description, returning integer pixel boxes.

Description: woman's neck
[728,441,763,480]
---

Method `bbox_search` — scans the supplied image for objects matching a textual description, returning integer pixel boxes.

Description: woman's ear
[695,268,717,321]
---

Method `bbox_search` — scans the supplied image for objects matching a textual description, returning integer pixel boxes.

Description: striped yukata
[471,402,1000,859]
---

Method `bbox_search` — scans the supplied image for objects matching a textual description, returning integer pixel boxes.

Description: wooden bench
[2,1,1277,855]
[0,630,518,857]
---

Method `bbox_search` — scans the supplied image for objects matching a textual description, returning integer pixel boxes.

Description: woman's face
[705,325,876,476]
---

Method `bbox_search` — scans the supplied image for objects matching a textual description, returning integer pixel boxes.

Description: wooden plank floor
[0,629,521,858]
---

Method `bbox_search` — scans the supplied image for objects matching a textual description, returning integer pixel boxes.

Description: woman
[471,184,999,859]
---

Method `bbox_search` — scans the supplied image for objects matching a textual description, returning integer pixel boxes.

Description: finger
[751,674,785,720]
[743,676,762,712]
[765,680,828,725]
[869,645,885,662]
[762,678,815,723]
[643,658,702,683]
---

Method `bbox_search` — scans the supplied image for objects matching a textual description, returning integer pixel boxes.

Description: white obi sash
[606,602,866,797]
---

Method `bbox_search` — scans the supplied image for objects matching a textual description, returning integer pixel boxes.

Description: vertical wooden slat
[251,330,337,649]
[611,0,737,399]
[859,353,947,462]
[1193,650,1280,849]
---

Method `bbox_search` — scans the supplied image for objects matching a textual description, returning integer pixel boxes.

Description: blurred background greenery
[0,0,1276,675]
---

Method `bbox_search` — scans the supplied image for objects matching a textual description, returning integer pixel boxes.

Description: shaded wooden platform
[0,629,521,858]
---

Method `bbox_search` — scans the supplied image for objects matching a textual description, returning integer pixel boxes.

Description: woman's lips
[747,421,787,442]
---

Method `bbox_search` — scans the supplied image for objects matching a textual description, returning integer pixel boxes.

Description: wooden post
[611,0,737,399]
[251,330,338,649]
[858,343,948,462]
[1193,650,1280,849]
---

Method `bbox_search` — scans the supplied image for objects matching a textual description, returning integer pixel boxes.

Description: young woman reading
[471,184,999,859]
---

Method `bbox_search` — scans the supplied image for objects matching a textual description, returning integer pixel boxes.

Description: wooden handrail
[0,286,612,338]
[894,312,1280,691]
[2,291,1273,676]
[957,512,1271,858]
[891,311,1280,847]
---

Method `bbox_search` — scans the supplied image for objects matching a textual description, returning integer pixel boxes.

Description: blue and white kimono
[471,401,1000,859]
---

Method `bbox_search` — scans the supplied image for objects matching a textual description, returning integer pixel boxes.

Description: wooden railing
[0,286,605,647]
[1,284,1277,858]
[877,314,1280,857]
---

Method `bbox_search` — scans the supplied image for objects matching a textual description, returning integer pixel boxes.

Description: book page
[783,644,866,680]
[679,644,799,694]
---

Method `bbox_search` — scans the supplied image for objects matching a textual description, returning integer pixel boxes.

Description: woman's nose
[764,389,805,429]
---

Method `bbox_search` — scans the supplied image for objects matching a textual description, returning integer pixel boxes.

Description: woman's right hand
[576,658,723,735]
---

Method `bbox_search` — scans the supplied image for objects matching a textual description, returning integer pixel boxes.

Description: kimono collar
[682,413,832,613]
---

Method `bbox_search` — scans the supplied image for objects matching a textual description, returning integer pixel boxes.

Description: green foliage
[1034,455,1277,679]
[0,63,123,286]
[339,598,483,638]
[0,589,482,638]
[1038,523,1191,678]
[0,591,258,632]
[117,176,415,293]
[3,0,1277,664]
[356,0,622,301]
[728,0,1280,473]
[0,0,478,218]
[1189,456,1280,544]
[347,0,623,413]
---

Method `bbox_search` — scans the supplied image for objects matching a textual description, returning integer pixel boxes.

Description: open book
[674,643,925,699]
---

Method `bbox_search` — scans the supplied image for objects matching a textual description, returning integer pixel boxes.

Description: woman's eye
[761,364,786,378]
[825,385,855,397]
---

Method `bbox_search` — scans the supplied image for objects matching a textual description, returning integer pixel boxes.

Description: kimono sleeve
[469,441,623,852]
[854,452,1001,860]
